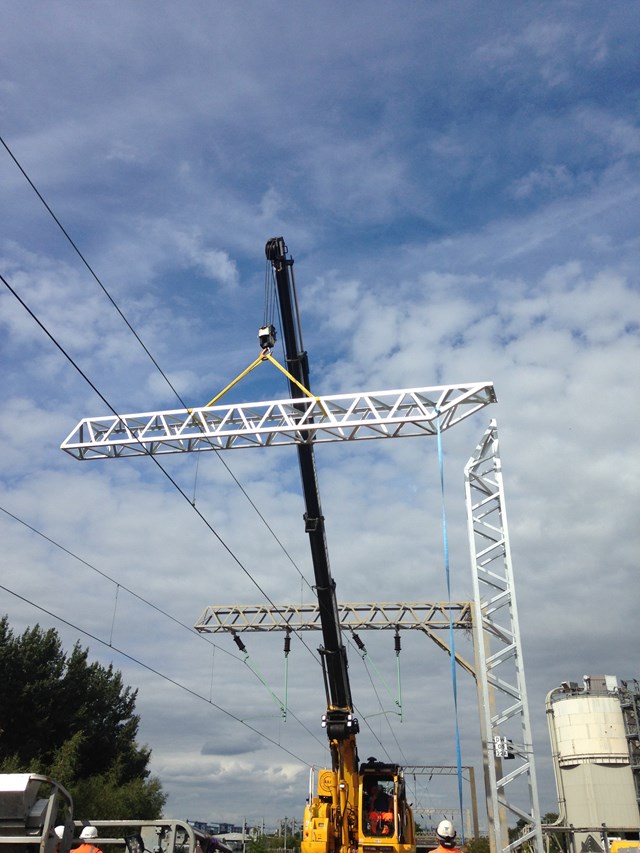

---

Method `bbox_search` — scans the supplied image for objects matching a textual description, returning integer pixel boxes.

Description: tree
[0,616,166,819]
[465,837,490,853]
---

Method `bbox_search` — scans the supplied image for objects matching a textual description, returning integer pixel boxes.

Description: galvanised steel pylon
[465,420,543,853]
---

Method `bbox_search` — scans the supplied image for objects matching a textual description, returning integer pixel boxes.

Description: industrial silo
[546,675,640,853]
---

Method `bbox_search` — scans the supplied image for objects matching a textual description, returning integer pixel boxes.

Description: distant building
[188,822,245,835]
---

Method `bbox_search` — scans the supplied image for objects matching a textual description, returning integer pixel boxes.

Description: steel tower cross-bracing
[464,420,543,853]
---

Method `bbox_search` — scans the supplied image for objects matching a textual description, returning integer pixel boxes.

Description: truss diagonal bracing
[465,420,543,853]
[60,382,496,459]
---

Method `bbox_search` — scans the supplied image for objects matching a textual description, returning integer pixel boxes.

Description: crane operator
[367,783,394,835]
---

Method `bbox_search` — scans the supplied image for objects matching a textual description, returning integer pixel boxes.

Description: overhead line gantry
[61,237,541,853]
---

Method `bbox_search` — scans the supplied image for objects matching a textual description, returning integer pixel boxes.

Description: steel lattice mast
[465,420,543,853]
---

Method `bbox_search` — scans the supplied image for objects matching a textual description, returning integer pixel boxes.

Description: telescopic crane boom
[265,238,415,853]
[265,236,355,729]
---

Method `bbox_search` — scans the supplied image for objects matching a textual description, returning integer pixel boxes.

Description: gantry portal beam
[194,601,473,632]
[60,382,496,460]
[194,601,477,678]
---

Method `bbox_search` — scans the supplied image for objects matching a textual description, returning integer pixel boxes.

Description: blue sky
[1,0,639,832]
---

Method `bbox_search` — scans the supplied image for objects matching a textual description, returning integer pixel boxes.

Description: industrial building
[546,675,640,853]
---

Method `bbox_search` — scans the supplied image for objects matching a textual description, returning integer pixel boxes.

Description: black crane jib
[265,237,356,729]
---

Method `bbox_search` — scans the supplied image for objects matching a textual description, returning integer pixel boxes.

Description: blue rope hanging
[435,413,465,843]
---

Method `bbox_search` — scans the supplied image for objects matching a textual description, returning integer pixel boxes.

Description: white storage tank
[547,675,640,853]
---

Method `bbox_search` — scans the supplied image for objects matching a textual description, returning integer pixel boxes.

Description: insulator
[352,631,366,651]
[232,632,247,653]
[284,630,291,656]
[394,628,401,655]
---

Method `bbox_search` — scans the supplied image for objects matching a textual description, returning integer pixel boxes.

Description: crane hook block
[258,325,277,351]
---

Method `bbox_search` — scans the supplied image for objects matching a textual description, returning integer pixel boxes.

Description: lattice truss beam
[195,601,477,678]
[60,382,496,459]
[464,421,543,853]
[195,601,472,632]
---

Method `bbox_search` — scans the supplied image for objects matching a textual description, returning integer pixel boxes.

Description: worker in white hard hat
[433,820,463,853]
[54,826,66,853]
[75,826,103,853]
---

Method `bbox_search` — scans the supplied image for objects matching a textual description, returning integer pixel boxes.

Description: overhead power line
[1,271,397,763]
[0,581,318,764]
[0,133,187,406]
[1,143,407,764]
[0,504,232,656]
[0,269,322,670]
[0,132,314,598]
[0,503,328,751]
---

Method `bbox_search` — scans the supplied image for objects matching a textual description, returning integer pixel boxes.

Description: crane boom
[265,238,415,853]
[265,236,355,722]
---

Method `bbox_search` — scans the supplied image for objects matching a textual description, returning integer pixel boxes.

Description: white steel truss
[464,420,543,853]
[60,382,496,460]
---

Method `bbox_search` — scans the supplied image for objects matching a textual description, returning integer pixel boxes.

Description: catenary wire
[0,271,322,672]
[0,582,319,764]
[0,133,315,600]
[0,499,388,762]
[3,250,404,776]
[0,133,186,407]
[1,142,403,762]
[1,269,396,764]
[0,504,235,658]
[0,504,327,751]
[1,137,373,680]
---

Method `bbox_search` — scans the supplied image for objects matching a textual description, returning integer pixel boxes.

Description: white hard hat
[80,827,98,840]
[54,827,65,840]
[436,820,456,844]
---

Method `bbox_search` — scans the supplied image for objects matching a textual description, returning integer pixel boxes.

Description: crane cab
[359,762,415,853]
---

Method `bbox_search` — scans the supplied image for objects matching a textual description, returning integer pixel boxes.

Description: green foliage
[465,836,490,853]
[247,837,270,853]
[248,835,297,853]
[541,814,567,853]
[0,616,166,819]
